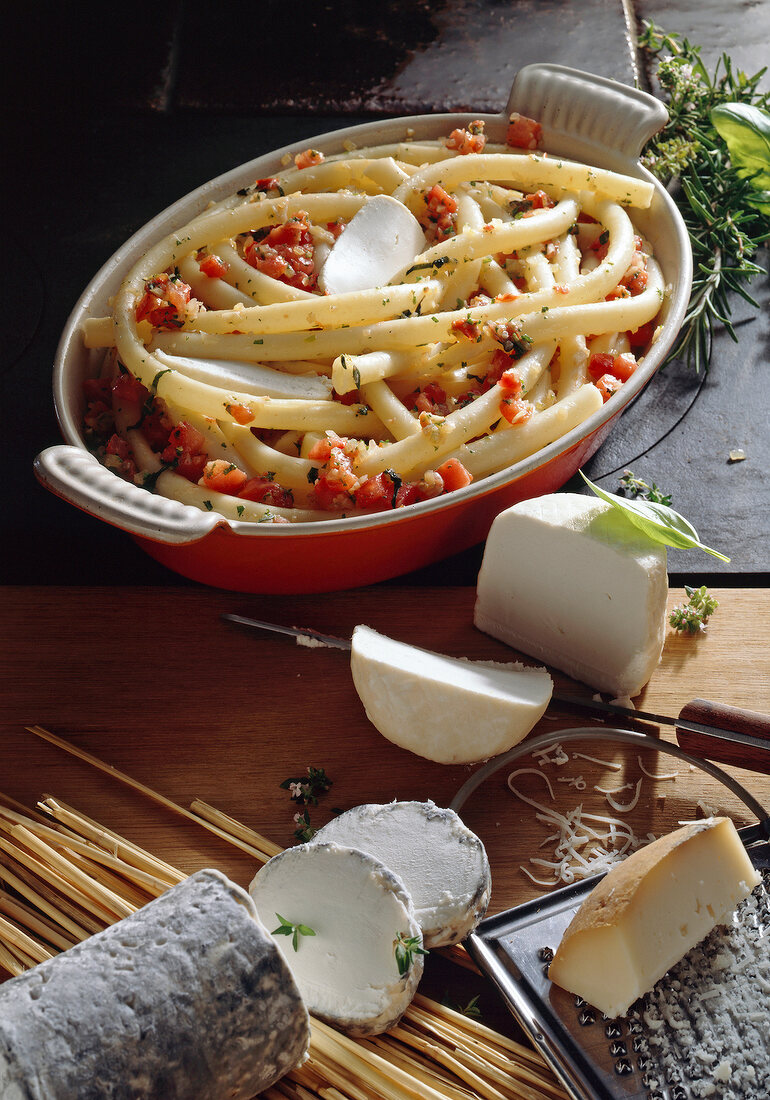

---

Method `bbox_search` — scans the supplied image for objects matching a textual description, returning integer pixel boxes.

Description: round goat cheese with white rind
[318,194,426,294]
[0,869,309,1100]
[249,842,423,1036]
[350,624,552,764]
[313,801,491,947]
[548,818,761,1018]
[474,493,668,697]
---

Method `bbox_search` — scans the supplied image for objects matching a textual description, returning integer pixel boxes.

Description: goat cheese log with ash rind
[0,869,310,1100]
[312,801,491,947]
[250,842,424,1036]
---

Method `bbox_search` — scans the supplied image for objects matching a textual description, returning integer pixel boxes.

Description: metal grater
[451,727,770,1100]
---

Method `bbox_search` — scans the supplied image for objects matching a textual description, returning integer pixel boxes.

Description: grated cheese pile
[631,872,770,1098]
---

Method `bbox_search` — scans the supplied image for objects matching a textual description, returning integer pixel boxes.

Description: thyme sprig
[394,932,428,977]
[619,469,673,506]
[669,585,719,633]
[639,23,769,372]
[272,913,316,952]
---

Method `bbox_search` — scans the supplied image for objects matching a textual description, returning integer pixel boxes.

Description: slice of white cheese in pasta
[548,818,761,1018]
[249,842,423,1036]
[0,870,309,1100]
[318,195,426,295]
[350,624,552,764]
[153,351,332,400]
[474,493,668,697]
[312,801,490,947]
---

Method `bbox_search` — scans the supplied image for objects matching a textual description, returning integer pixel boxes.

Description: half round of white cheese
[312,802,491,948]
[249,842,423,1036]
[318,195,426,295]
[350,624,552,764]
[475,493,668,697]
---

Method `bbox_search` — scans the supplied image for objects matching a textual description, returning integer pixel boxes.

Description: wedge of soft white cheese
[318,195,426,295]
[249,842,423,1036]
[312,801,491,947]
[350,624,552,765]
[474,493,668,697]
[548,818,760,1018]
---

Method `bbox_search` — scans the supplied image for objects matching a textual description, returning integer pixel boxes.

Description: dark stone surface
[3,0,768,586]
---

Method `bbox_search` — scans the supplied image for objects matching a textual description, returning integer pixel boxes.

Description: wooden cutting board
[2,586,769,913]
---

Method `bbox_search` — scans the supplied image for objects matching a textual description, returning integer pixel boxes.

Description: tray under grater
[451,728,770,1100]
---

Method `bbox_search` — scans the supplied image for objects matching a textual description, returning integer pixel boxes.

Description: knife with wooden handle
[223,613,770,773]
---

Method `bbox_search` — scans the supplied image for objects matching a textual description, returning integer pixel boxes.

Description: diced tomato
[506,113,542,150]
[628,320,655,350]
[404,381,449,416]
[307,438,332,462]
[83,377,112,403]
[161,421,208,482]
[104,434,136,480]
[255,177,280,192]
[509,190,554,216]
[422,184,458,242]
[111,371,148,407]
[435,458,473,492]
[498,369,523,397]
[588,352,637,384]
[238,477,294,508]
[294,149,324,170]
[446,121,487,155]
[244,215,317,291]
[484,348,514,389]
[451,317,482,341]
[225,402,254,425]
[105,434,132,461]
[198,253,228,279]
[594,374,622,402]
[135,272,193,329]
[326,219,345,239]
[141,407,173,451]
[590,229,610,262]
[587,352,615,381]
[199,460,248,494]
[353,472,399,512]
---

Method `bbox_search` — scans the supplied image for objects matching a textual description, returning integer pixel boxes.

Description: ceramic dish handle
[506,64,668,162]
[34,445,223,545]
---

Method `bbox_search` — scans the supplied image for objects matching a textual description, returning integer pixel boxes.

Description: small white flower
[293,812,304,825]
[289,782,304,799]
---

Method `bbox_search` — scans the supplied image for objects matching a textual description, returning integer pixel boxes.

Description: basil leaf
[711,102,770,213]
[579,473,730,561]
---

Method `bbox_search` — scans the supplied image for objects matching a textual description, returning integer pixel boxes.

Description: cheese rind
[474,493,668,697]
[350,624,552,764]
[249,842,423,1036]
[0,869,309,1100]
[312,801,491,947]
[318,195,426,294]
[548,818,761,1018]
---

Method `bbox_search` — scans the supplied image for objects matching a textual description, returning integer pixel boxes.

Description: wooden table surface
[3,586,769,915]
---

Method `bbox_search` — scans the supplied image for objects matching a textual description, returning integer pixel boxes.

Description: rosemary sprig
[638,23,769,372]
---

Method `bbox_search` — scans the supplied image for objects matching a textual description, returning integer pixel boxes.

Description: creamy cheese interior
[350,624,552,764]
[475,493,668,697]
[548,818,760,1018]
[313,801,491,947]
[319,195,426,294]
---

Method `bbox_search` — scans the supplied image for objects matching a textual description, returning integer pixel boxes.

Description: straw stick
[0,855,95,940]
[0,890,78,952]
[0,805,169,897]
[190,799,283,861]
[0,939,25,977]
[39,797,185,885]
[7,825,135,920]
[0,837,113,932]
[0,913,55,966]
[412,996,548,1065]
[26,727,273,862]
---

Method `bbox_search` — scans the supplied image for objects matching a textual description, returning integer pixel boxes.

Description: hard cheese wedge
[474,493,668,697]
[350,624,553,764]
[548,818,761,1018]
[318,195,426,294]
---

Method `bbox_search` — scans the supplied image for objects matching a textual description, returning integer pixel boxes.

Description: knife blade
[222,613,770,761]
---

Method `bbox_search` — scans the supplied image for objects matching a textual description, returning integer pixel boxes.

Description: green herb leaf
[580,472,730,561]
[393,931,428,977]
[272,914,316,951]
[669,584,720,633]
[711,102,770,212]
